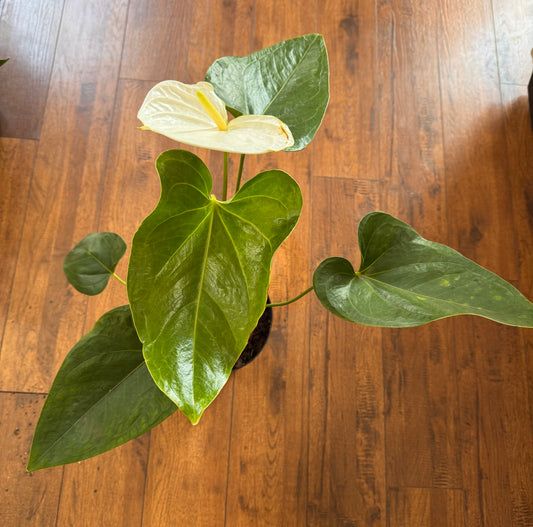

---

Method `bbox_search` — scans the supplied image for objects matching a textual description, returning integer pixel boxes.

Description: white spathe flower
[137,80,294,154]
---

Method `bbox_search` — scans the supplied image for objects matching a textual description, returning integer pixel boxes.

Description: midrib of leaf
[219,206,272,249]
[260,35,318,116]
[31,360,146,467]
[190,205,216,410]
[357,276,429,318]
[147,205,208,236]
[230,192,290,210]
[216,208,250,304]
[165,181,209,199]
[358,245,396,275]
[85,250,114,275]
[67,347,141,377]
[364,264,484,282]
[153,207,211,281]
[359,274,506,314]
[201,289,238,345]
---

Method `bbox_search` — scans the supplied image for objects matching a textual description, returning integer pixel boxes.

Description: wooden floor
[1,0,532,525]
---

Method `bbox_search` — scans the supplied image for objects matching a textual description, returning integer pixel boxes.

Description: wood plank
[454,322,529,525]
[499,84,533,527]
[121,0,256,82]
[389,487,465,527]
[120,0,195,82]
[492,0,533,85]
[0,0,64,139]
[377,0,447,231]
[0,138,37,348]
[0,0,129,393]
[307,177,385,526]
[377,0,462,491]
[314,0,380,180]
[438,1,533,525]
[222,3,315,524]
[382,321,462,490]
[307,2,387,523]
[437,0,517,279]
[56,438,149,527]
[0,393,62,527]
[142,387,234,527]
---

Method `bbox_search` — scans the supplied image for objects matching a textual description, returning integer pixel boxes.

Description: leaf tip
[26,455,41,473]
[189,414,201,426]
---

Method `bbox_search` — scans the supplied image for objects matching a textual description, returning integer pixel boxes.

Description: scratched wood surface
[0,0,532,525]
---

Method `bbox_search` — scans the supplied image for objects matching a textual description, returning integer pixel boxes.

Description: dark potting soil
[233,300,273,370]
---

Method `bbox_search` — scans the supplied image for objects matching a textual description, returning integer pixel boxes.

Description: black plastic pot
[233,299,273,370]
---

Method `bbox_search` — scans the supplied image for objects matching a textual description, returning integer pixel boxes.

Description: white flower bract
[137,80,294,154]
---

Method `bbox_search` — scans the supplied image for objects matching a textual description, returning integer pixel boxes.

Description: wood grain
[56,438,149,527]
[121,0,256,83]
[142,388,233,526]
[315,0,380,181]
[120,0,196,82]
[1,0,532,525]
[0,139,36,349]
[492,0,533,85]
[438,0,517,278]
[377,0,462,492]
[308,177,385,526]
[0,0,129,393]
[389,487,465,527]
[0,0,64,139]
[0,393,62,527]
[500,85,533,527]
[438,1,533,525]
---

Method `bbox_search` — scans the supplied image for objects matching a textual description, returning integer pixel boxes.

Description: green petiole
[235,154,245,193]
[266,286,314,308]
[223,152,229,200]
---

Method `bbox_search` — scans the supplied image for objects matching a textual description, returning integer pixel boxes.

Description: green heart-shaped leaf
[127,149,302,423]
[63,232,127,295]
[28,305,176,471]
[205,33,329,151]
[314,212,533,328]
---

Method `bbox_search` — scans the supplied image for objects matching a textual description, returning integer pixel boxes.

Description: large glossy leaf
[63,232,126,295]
[127,149,302,423]
[28,306,176,471]
[205,33,329,151]
[314,212,533,328]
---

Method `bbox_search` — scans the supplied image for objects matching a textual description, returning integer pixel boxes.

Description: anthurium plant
[28,34,533,470]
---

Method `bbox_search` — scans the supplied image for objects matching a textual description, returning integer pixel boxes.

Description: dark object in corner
[529,50,533,130]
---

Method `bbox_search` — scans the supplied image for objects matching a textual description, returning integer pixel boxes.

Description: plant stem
[112,272,127,286]
[235,154,245,193]
[223,152,229,200]
[266,286,314,308]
